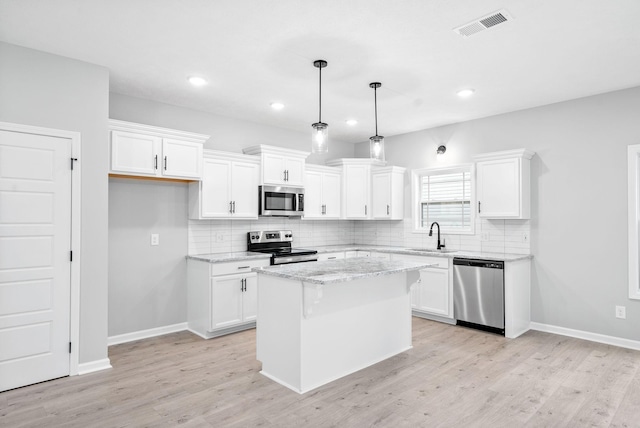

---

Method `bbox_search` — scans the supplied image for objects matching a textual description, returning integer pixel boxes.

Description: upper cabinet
[304,164,341,219]
[372,166,405,220]
[243,145,308,186]
[109,120,209,180]
[189,150,260,220]
[326,158,385,220]
[474,149,535,219]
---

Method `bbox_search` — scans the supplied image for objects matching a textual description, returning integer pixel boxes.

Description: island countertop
[253,257,433,285]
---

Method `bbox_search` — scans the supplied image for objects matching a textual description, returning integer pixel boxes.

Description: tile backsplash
[188,218,530,255]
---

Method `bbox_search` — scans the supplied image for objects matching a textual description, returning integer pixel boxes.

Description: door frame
[0,121,82,376]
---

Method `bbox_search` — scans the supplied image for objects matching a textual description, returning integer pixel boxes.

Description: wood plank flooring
[2,318,640,427]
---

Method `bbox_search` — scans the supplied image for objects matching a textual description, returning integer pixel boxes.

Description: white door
[303,170,323,218]
[262,153,286,185]
[210,274,243,330]
[110,130,160,176]
[416,268,450,317]
[242,274,258,322]
[230,161,259,218]
[0,129,71,392]
[201,158,231,217]
[283,157,305,186]
[323,172,341,219]
[372,172,391,219]
[477,158,520,218]
[344,165,370,219]
[162,138,202,179]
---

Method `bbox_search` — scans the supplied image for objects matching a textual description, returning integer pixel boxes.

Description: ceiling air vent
[454,10,512,38]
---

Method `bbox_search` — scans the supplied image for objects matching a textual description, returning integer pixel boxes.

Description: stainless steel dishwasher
[453,258,505,335]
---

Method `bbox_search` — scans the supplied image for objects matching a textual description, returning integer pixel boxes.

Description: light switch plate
[151,233,159,246]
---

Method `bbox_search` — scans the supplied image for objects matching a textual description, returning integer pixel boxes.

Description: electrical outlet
[216,233,224,242]
[150,233,159,246]
[480,232,490,241]
[523,232,529,243]
[616,306,626,319]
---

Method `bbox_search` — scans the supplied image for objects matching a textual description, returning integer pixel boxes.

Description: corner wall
[0,42,110,364]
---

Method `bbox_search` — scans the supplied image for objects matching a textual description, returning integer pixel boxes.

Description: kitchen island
[254,257,432,394]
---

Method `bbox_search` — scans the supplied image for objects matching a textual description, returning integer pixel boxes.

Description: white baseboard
[77,358,112,375]
[108,322,188,346]
[530,322,640,351]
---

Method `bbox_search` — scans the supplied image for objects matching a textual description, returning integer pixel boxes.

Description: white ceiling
[1,0,640,144]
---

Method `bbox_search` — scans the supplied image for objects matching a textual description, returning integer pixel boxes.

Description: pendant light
[311,59,328,153]
[369,82,385,161]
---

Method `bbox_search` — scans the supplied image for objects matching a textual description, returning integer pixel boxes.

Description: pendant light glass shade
[369,82,385,162]
[312,122,328,153]
[370,135,385,161]
[312,60,328,154]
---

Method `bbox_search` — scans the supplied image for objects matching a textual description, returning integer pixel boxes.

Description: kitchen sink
[406,248,458,254]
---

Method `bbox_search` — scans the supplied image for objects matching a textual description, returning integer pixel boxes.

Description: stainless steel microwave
[259,185,304,217]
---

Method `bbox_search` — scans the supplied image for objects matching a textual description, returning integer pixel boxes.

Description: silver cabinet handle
[232,201,236,214]
[365,205,367,215]
[478,201,481,213]
[164,156,167,171]
[387,204,390,215]
[154,155,158,170]
[237,266,250,270]
[328,256,337,260]
[229,201,233,213]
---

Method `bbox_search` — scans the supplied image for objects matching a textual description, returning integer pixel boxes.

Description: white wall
[108,93,356,336]
[356,86,640,341]
[0,42,110,364]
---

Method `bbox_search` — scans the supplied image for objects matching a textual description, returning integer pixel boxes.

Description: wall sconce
[436,145,446,162]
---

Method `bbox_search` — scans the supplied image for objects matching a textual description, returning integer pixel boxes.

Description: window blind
[420,171,471,231]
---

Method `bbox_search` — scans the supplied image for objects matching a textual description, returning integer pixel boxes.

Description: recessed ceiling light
[346,119,358,126]
[457,88,475,98]
[270,102,284,110]
[188,76,208,87]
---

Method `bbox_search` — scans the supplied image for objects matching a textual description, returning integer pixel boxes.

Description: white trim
[77,358,112,375]
[628,144,640,300]
[0,121,82,377]
[530,322,640,351]
[108,119,209,143]
[473,148,535,161]
[108,322,188,346]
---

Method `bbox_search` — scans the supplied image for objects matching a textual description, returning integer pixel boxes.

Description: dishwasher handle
[453,258,503,269]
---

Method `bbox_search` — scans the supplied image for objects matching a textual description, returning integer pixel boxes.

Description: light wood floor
[2,318,640,427]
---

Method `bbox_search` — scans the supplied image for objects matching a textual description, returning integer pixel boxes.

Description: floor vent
[454,10,512,38]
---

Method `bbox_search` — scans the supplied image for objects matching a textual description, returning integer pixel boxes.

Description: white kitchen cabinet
[394,254,452,320]
[109,119,208,180]
[304,164,341,219]
[475,149,535,219]
[187,258,270,339]
[189,150,259,219]
[372,166,405,220]
[317,251,345,261]
[326,158,385,219]
[243,145,308,186]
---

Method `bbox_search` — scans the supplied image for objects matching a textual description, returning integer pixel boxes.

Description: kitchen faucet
[429,221,445,250]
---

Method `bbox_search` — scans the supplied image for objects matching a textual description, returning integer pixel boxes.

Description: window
[628,145,640,300]
[412,165,475,234]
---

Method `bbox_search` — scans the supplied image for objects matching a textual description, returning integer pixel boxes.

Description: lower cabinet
[187,258,269,339]
[394,254,453,320]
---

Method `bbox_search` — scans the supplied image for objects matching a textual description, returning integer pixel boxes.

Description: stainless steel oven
[259,185,304,217]
[248,230,317,265]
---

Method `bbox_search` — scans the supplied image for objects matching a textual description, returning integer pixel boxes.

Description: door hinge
[71,157,78,170]
[69,342,72,353]
[70,251,73,262]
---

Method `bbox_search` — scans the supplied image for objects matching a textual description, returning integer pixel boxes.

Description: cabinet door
[210,274,244,330]
[201,158,232,218]
[344,165,370,219]
[477,158,520,218]
[162,139,203,179]
[322,172,341,218]
[262,153,286,184]
[242,274,258,322]
[231,161,259,218]
[415,268,450,317]
[372,172,391,219]
[111,131,160,176]
[284,157,305,186]
[304,170,323,219]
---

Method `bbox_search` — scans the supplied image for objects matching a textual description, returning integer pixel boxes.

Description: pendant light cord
[374,86,378,136]
[318,65,322,123]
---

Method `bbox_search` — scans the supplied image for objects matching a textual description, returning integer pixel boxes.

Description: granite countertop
[187,245,532,264]
[253,257,433,285]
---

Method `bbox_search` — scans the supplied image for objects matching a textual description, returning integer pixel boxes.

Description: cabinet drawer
[318,252,345,261]
[395,254,450,269]
[210,259,270,276]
